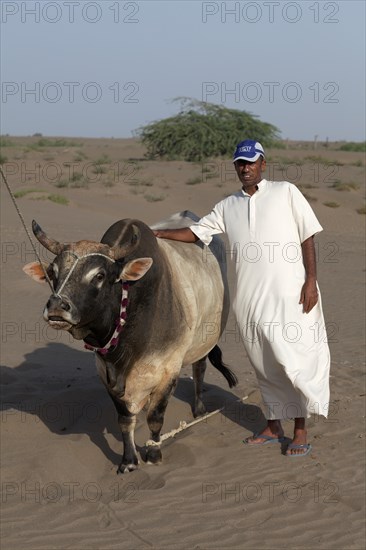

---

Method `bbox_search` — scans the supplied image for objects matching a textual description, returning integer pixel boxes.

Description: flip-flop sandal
[243,434,285,445]
[286,443,312,457]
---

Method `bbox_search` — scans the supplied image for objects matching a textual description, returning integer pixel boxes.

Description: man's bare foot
[286,427,310,456]
[245,420,284,445]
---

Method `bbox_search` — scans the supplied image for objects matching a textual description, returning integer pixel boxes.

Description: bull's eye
[95,272,105,283]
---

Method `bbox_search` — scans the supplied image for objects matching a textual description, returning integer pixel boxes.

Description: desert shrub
[269,140,286,149]
[73,150,88,161]
[70,173,88,188]
[144,193,166,202]
[186,177,202,185]
[94,155,111,165]
[28,138,83,150]
[70,172,83,182]
[137,98,279,162]
[331,182,359,191]
[275,157,302,165]
[54,180,69,188]
[48,194,69,205]
[14,188,44,198]
[338,142,366,152]
[92,165,107,174]
[305,155,343,166]
[0,137,15,147]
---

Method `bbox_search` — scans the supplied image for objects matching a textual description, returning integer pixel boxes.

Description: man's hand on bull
[153,228,198,242]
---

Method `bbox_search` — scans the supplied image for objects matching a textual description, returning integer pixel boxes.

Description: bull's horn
[111,223,141,260]
[32,220,65,255]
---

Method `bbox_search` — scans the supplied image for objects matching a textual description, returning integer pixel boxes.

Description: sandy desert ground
[1,136,365,549]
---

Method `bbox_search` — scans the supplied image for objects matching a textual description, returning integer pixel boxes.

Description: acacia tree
[136,98,280,161]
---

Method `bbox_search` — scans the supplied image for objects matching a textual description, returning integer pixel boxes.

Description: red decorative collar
[84,282,129,355]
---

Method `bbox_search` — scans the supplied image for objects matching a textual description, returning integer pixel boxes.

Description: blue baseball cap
[233,140,265,163]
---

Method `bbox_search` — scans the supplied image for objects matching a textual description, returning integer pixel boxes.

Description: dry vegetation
[1,135,365,216]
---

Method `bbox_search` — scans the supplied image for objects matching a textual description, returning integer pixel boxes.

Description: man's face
[234,157,266,192]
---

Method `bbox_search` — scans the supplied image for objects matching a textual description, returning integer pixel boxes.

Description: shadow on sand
[1,343,266,466]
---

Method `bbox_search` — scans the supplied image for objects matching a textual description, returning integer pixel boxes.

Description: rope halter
[52,250,129,356]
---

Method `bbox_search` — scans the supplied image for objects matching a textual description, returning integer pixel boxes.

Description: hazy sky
[1,0,365,141]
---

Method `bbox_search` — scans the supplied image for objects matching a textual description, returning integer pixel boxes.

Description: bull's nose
[46,295,71,312]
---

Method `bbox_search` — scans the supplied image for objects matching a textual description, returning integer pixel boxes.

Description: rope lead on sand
[145,396,249,447]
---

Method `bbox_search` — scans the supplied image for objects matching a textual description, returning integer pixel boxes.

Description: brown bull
[24,211,237,473]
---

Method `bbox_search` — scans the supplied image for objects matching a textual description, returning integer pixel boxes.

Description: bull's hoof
[117,460,139,474]
[193,400,207,418]
[146,446,162,465]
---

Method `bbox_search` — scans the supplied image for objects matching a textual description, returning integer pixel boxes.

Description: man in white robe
[154,140,330,457]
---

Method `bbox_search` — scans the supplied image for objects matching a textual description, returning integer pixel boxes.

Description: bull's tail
[208,346,238,388]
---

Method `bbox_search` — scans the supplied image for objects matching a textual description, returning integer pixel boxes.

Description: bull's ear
[23,262,50,284]
[119,257,153,281]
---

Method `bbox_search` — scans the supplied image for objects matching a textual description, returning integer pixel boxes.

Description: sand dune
[1,137,365,549]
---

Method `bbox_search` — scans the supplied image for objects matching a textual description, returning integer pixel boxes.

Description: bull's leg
[146,377,178,465]
[192,358,207,417]
[111,397,139,474]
